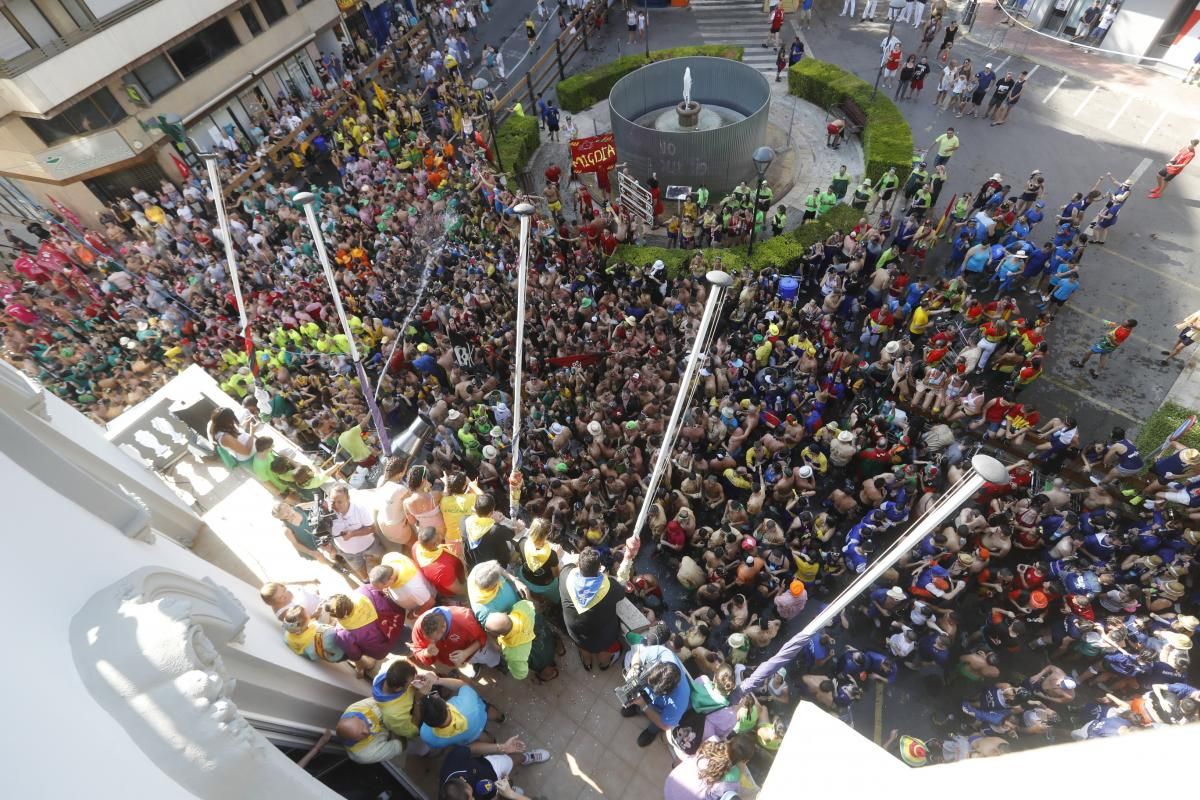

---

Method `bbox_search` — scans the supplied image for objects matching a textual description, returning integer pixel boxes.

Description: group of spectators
[2,6,1198,799]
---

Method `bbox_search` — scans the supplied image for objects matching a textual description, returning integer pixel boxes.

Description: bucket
[778,276,799,301]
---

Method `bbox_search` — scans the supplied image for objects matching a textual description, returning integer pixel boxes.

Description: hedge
[495,114,541,174]
[788,59,913,183]
[1135,400,1200,457]
[607,203,862,278]
[557,46,745,113]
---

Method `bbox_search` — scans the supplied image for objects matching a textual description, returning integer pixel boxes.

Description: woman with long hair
[207,407,254,464]
[663,734,758,800]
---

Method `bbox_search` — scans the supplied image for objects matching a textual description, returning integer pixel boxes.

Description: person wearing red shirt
[1069,318,1137,378]
[410,606,499,670]
[1148,138,1197,198]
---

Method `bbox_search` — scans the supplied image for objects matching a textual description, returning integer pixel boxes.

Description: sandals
[579,652,594,671]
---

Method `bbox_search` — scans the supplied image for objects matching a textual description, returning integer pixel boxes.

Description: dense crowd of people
[3,6,1199,799]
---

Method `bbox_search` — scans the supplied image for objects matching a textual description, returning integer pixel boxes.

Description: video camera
[614,665,648,708]
[308,488,338,549]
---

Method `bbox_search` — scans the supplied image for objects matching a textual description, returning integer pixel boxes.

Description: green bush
[608,203,861,278]
[495,114,541,174]
[788,59,913,183]
[557,46,745,112]
[1135,400,1200,456]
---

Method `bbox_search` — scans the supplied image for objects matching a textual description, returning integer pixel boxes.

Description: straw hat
[899,736,928,767]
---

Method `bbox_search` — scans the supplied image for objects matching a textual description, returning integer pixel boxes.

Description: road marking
[1038,374,1144,423]
[1106,95,1134,131]
[1125,157,1154,186]
[996,55,1010,71]
[1141,110,1169,144]
[1026,64,1039,78]
[1043,74,1067,103]
[873,681,883,744]
[1072,86,1098,117]
[1093,244,1194,292]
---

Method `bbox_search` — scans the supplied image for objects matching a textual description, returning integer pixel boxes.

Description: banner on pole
[568,133,616,175]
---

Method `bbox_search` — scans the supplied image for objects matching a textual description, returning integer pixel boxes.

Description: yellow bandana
[285,622,317,656]
[498,600,537,649]
[414,542,448,567]
[523,538,553,572]
[464,515,496,545]
[339,593,379,631]
[382,552,420,585]
[432,702,470,739]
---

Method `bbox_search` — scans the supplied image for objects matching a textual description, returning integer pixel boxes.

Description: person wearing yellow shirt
[753,334,773,365]
[371,658,430,739]
[484,599,560,681]
[337,698,402,764]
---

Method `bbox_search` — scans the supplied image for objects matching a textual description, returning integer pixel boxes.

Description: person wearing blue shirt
[1025,202,1045,228]
[1044,273,1080,318]
[621,644,692,747]
[947,230,971,276]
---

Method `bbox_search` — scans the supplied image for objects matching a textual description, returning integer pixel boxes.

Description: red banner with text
[569,133,616,175]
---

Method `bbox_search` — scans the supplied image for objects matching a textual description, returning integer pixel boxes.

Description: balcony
[0,0,160,79]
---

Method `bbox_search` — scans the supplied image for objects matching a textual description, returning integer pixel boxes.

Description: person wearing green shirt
[770,205,787,236]
[908,185,933,219]
[753,207,765,234]
[870,167,900,213]
[696,185,710,208]
[903,162,929,203]
[851,178,874,210]
[756,183,774,210]
[830,165,851,200]
[802,189,820,222]
[817,187,838,216]
[932,126,960,166]
[732,181,751,207]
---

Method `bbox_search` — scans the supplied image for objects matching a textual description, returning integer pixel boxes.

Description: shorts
[1159,167,1178,182]
[912,78,925,90]
[483,754,515,780]
[628,23,636,30]
[1049,295,1068,307]
[985,420,1002,433]
[1162,489,1193,506]
[1114,464,1142,477]
[1089,343,1117,355]
[971,90,986,105]
[1180,330,1196,345]
[337,538,385,571]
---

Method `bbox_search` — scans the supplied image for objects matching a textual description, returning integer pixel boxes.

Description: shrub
[1135,401,1200,456]
[788,59,913,183]
[495,114,541,174]
[557,46,745,112]
[608,203,861,278]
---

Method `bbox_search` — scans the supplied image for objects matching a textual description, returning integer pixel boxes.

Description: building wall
[0,361,364,798]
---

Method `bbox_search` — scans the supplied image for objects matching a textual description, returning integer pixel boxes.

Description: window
[26,87,128,145]
[256,0,288,26]
[58,0,96,29]
[0,17,32,59]
[132,54,181,100]
[84,0,140,20]
[4,0,59,46]
[167,18,237,78]
[240,6,262,36]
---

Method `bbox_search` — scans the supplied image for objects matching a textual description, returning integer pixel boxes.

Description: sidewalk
[963,2,1200,125]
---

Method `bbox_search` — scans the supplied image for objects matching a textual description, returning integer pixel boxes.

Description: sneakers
[620,705,639,718]
[520,749,551,765]
[637,727,659,747]
[1069,358,1084,368]
[1147,190,1162,198]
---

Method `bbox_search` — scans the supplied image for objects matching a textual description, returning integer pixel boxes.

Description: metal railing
[0,0,161,78]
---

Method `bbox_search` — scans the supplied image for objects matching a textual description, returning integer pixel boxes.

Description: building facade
[1017,0,1200,67]
[0,0,351,219]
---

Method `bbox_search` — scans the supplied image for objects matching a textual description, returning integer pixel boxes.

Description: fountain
[608,57,771,195]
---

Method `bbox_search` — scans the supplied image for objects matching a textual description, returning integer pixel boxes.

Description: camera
[308,488,338,548]
[615,669,648,708]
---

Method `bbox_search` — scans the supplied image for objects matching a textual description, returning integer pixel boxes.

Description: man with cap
[968,63,996,118]
[438,742,550,800]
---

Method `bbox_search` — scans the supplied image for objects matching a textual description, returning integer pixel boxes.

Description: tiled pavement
[402,650,675,799]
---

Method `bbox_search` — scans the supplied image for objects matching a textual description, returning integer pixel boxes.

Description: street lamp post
[643,0,651,58]
[735,454,1011,698]
[508,202,535,519]
[197,152,248,337]
[293,191,390,451]
[471,76,503,171]
[746,146,775,256]
[630,270,735,541]
[872,0,908,100]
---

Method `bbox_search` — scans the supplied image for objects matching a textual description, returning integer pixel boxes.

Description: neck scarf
[567,569,609,612]
[498,600,537,649]
[285,622,317,656]
[339,593,379,630]
[414,541,448,566]
[465,514,496,547]
[470,578,503,606]
[431,702,469,739]
[524,537,553,572]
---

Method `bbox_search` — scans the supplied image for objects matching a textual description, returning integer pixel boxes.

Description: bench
[832,97,868,135]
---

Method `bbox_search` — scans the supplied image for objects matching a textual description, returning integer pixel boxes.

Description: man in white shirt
[330,483,383,579]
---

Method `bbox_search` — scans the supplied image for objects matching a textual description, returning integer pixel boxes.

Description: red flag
[244,329,259,378]
[169,152,191,181]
